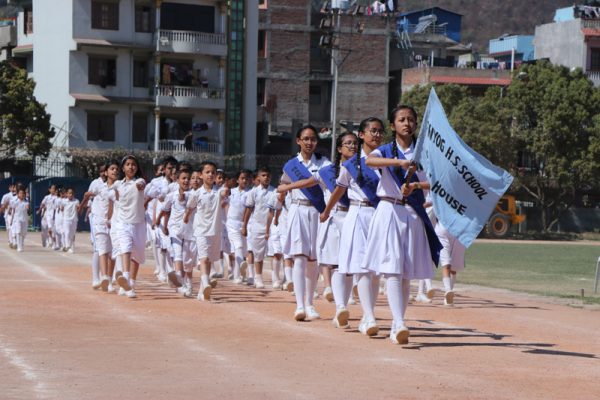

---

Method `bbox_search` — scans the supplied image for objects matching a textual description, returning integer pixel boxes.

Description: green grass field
[449,241,600,304]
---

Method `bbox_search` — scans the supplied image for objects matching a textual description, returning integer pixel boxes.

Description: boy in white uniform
[241,166,276,289]
[61,188,82,253]
[184,162,229,301]
[9,186,29,252]
[226,169,251,284]
[1,184,17,248]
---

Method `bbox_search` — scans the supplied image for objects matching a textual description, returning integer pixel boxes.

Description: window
[160,3,214,33]
[135,4,152,33]
[591,48,600,71]
[24,6,33,34]
[258,30,267,58]
[91,1,119,30]
[133,60,149,88]
[309,85,322,104]
[88,56,116,87]
[87,112,115,141]
[132,113,148,143]
[257,78,266,106]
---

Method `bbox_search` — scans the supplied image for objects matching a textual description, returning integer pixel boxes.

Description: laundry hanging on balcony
[192,121,214,132]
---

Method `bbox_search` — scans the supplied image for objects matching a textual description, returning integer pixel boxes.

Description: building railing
[157,29,226,46]
[158,140,219,154]
[585,70,600,86]
[582,19,600,29]
[156,85,225,99]
[401,23,447,36]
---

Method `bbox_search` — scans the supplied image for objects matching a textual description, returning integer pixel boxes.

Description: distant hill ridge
[401,0,575,52]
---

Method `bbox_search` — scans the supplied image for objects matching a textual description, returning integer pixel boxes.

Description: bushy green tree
[0,61,55,157]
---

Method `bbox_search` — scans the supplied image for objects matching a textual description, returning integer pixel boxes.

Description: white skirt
[435,223,466,271]
[116,221,146,264]
[363,201,434,279]
[317,208,346,266]
[339,205,375,274]
[283,203,319,260]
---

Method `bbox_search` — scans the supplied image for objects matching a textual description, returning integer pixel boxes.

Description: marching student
[111,155,147,298]
[84,165,107,286]
[266,191,285,289]
[39,184,59,250]
[271,191,294,291]
[9,186,29,252]
[278,125,330,321]
[321,120,382,332]
[364,105,442,345]
[1,184,17,248]
[241,166,276,289]
[214,169,229,279]
[434,222,466,306]
[160,168,196,297]
[184,162,230,301]
[60,188,83,253]
[226,169,252,284]
[37,189,50,248]
[54,188,65,251]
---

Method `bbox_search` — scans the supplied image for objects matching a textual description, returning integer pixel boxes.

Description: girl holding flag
[321,118,383,333]
[277,125,330,322]
[364,106,442,345]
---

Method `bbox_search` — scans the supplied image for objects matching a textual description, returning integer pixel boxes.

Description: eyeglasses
[367,128,385,136]
[341,141,358,148]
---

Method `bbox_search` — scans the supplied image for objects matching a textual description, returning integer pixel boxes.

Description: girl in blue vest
[278,125,330,322]
[364,106,442,345]
[321,118,384,334]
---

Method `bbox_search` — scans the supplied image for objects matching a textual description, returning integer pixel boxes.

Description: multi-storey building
[9,0,256,173]
[534,4,600,86]
[256,0,389,154]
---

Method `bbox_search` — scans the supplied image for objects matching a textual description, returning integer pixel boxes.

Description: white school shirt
[44,194,58,215]
[163,190,194,240]
[227,187,251,229]
[370,142,427,200]
[90,181,110,224]
[62,198,80,221]
[1,192,13,211]
[336,150,380,202]
[245,185,276,232]
[187,185,226,237]
[280,153,331,201]
[11,198,29,224]
[113,178,146,224]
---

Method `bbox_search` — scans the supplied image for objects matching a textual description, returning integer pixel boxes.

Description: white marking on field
[0,336,50,398]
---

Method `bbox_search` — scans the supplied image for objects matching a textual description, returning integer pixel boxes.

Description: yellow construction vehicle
[486,195,526,238]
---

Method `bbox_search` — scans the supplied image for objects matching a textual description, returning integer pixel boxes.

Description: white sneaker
[348,296,357,305]
[246,277,254,287]
[92,280,102,290]
[426,288,436,300]
[100,276,110,292]
[408,294,415,303]
[313,290,319,300]
[126,289,137,298]
[118,287,127,296]
[323,286,334,302]
[359,320,379,337]
[158,274,168,284]
[68,248,74,254]
[272,280,282,290]
[444,291,455,306]
[183,285,193,298]
[117,275,131,291]
[333,307,350,328]
[255,277,265,289]
[390,324,410,345]
[284,281,294,292]
[306,306,320,320]
[294,307,306,321]
[378,285,385,295]
[233,277,243,285]
[107,283,115,293]
[415,293,432,304]
[17,248,23,252]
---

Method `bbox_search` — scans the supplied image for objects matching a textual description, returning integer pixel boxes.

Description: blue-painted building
[489,34,535,62]
[397,7,462,43]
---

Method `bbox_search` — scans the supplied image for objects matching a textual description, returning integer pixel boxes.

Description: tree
[506,60,600,231]
[0,61,55,158]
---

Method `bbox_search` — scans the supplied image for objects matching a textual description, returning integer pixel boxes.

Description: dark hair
[388,106,417,182]
[335,132,358,179]
[256,165,271,175]
[295,124,322,159]
[66,187,75,193]
[178,161,192,172]
[355,117,384,184]
[201,161,217,172]
[121,155,144,180]
[16,184,26,193]
[162,156,178,168]
[175,168,191,179]
[153,161,164,173]
[237,169,252,179]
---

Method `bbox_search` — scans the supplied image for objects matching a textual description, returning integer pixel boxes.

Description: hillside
[401,0,575,51]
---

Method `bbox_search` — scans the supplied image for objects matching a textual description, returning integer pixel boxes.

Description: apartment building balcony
[156,85,225,109]
[158,139,220,154]
[0,24,16,48]
[156,29,226,56]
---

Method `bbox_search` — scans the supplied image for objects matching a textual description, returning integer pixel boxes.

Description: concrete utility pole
[330,11,340,161]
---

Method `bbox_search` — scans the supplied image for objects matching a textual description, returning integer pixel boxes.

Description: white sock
[217,258,224,274]
[153,244,163,275]
[401,278,411,316]
[233,248,244,279]
[123,271,130,281]
[292,256,307,309]
[385,274,405,330]
[305,261,319,307]
[357,273,376,323]
[255,274,264,286]
[450,274,456,290]
[424,279,432,291]
[370,274,380,306]
[417,279,425,295]
[17,235,24,251]
[443,277,452,292]
[248,264,255,279]
[284,265,293,283]
[271,258,282,282]
[129,279,136,288]
[201,274,210,288]
[92,251,100,282]
[164,252,173,273]
[331,270,352,308]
